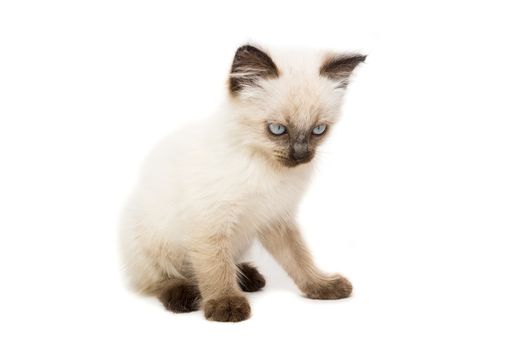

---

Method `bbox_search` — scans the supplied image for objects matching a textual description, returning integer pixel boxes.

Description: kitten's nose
[292,142,308,160]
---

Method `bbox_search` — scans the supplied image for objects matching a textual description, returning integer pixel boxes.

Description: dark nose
[292,142,308,160]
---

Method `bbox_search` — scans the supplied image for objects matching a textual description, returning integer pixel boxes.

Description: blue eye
[312,124,327,135]
[268,123,287,135]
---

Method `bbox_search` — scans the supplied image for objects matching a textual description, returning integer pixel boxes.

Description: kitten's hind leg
[157,278,201,313]
[237,263,266,292]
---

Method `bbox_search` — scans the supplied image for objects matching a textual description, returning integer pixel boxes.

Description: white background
[1,1,524,349]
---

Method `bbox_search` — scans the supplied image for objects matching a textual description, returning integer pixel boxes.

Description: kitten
[120,44,366,322]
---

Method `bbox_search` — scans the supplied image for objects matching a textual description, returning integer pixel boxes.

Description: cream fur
[119,46,360,308]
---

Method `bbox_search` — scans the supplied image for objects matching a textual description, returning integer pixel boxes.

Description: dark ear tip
[236,44,252,51]
[235,44,261,55]
[352,54,367,63]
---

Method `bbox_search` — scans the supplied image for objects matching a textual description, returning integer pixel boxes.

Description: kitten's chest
[239,167,310,225]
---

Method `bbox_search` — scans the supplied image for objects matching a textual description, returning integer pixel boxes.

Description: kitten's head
[228,44,366,168]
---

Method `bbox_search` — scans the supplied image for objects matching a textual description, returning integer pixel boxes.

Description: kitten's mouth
[274,153,314,168]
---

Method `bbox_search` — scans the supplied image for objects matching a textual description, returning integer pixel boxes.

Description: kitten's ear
[229,45,279,95]
[320,53,367,89]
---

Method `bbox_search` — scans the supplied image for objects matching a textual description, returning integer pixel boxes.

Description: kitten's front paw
[204,295,251,322]
[302,275,353,300]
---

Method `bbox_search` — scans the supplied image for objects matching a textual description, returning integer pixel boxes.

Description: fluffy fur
[120,44,365,322]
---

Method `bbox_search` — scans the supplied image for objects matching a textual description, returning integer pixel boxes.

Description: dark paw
[204,295,251,322]
[302,275,353,300]
[159,283,201,313]
[237,263,266,292]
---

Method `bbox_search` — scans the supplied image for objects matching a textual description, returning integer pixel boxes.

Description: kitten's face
[265,119,329,167]
[229,45,365,168]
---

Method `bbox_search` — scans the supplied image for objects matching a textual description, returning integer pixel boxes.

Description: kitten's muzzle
[292,142,308,160]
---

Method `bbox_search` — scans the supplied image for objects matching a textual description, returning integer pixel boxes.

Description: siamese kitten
[120,44,366,322]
